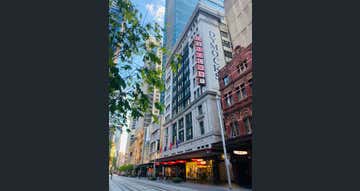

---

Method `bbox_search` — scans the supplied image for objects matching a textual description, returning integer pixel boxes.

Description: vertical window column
[172,123,177,145]
[186,112,193,140]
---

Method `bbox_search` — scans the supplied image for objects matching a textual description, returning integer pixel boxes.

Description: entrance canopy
[212,134,252,152]
[157,148,222,162]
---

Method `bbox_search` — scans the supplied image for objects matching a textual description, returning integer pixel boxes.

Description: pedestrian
[110,171,113,180]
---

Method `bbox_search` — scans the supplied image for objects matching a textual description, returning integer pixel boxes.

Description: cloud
[145,3,155,14]
[155,5,165,23]
[145,2,165,26]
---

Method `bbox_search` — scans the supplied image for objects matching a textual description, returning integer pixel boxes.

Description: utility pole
[216,95,232,190]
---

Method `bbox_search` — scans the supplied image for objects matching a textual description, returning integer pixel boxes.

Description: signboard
[194,35,206,85]
[209,31,220,80]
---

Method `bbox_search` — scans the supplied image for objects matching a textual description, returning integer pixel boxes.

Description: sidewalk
[132,177,252,191]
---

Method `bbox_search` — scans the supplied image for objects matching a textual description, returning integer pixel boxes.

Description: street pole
[216,95,232,190]
[153,157,156,177]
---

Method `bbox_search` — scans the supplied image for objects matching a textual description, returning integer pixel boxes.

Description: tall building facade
[124,38,162,176]
[156,3,233,183]
[216,45,253,188]
[224,0,252,47]
[161,0,225,105]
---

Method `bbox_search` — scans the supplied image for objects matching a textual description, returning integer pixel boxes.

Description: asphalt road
[109,175,252,191]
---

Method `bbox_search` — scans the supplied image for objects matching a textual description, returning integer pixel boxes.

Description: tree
[108,0,181,133]
[109,0,163,132]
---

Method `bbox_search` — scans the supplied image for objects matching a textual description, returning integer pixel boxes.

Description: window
[243,117,253,134]
[198,104,203,115]
[165,127,168,146]
[241,84,247,98]
[222,40,231,48]
[238,61,248,73]
[172,123,177,144]
[178,118,184,142]
[224,50,232,58]
[230,121,240,137]
[199,121,205,135]
[223,76,230,86]
[248,79,253,90]
[220,31,228,38]
[151,142,156,152]
[200,86,204,95]
[186,112,193,140]
[236,87,241,101]
[226,93,233,106]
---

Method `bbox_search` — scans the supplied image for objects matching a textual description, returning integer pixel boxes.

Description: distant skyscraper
[161,0,224,104]
[164,0,224,54]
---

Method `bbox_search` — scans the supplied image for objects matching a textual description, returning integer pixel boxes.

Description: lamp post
[216,95,232,190]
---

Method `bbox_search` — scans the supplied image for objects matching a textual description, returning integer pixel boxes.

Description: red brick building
[219,44,253,137]
[214,44,253,188]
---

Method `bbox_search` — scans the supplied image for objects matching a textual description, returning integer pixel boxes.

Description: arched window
[230,121,240,137]
[243,116,253,134]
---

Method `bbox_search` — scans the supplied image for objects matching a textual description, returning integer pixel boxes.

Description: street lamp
[216,95,232,190]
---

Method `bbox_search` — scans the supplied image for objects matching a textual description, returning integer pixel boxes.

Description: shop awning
[212,134,252,152]
[156,148,222,162]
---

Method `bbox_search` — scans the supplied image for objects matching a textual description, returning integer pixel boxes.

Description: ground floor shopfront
[136,137,251,189]
[152,149,233,184]
[213,134,252,188]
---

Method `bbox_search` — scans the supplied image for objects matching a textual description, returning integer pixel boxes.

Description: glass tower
[164,0,224,53]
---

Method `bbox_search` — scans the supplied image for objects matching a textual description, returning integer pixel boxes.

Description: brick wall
[218,44,253,138]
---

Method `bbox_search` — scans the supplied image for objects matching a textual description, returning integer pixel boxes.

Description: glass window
[198,104,203,115]
[186,112,193,140]
[241,84,247,98]
[224,50,232,58]
[199,121,205,135]
[230,121,240,137]
[223,76,230,86]
[165,128,168,146]
[236,87,241,101]
[222,40,231,48]
[226,93,232,106]
[248,79,253,90]
[172,123,177,144]
[220,31,228,38]
[157,140,160,151]
[243,117,253,134]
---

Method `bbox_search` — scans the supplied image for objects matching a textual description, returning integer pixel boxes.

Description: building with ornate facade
[155,3,234,184]
[215,44,253,188]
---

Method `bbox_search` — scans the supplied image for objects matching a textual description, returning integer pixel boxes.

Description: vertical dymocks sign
[209,31,220,80]
[194,35,206,85]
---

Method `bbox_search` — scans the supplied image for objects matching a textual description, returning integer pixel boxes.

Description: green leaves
[109,0,177,135]
[118,164,134,172]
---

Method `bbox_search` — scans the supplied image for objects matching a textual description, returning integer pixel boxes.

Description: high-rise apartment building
[224,0,252,47]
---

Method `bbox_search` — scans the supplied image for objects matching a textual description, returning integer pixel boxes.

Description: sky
[117,0,166,155]
[132,0,165,28]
